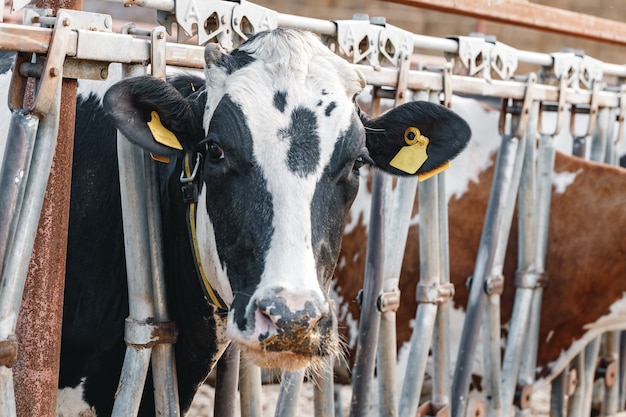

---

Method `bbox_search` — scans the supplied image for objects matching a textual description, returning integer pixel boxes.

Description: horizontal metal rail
[1,24,625,111]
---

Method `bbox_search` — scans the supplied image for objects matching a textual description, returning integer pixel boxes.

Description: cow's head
[103,29,470,370]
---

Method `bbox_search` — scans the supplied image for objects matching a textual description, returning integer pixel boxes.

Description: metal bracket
[415,282,454,305]
[513,383,532,409]
[377,287,401,313]
[549,50,604,90]
[570,79,602,138]
[538,76,568,136]
[0,335,18,368]
[514,270,548,289]
[335,15,414,68]
[125,317,179,350]
[498,72,537,139]
[157,0,277,48]
[446,34,518,81]
[484,274,504,296]
[9,9,113,115]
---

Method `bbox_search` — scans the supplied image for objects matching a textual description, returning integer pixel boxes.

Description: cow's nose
[255,287,329,332]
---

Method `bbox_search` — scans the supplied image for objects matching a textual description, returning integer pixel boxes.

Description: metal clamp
[335,15,414,68]
[538,76,568,136]
[446,34,517,81]
[514,270,548,289]
[0,335,18,368]
[377,287,401,313]
[158,0,278,47]
[484,274,504,296]
[498,72,537,139]
[570,79,602,138]
[415,282,454,305]
[124,317,179,350]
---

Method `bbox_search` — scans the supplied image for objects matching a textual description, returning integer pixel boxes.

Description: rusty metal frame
[384,0,626,47]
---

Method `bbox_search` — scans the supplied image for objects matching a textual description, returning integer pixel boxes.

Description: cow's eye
[353,156,365,172]
[206,141,225,161]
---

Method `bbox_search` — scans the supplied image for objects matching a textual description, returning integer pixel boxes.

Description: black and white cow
[1,29,471,416]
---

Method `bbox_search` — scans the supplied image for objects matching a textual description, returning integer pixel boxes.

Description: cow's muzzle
[230,286,337,370]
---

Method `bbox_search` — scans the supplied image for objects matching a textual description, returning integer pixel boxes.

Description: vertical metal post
[239,357,263,417]
[0,84,62,416]
[398,175,440,417]
[349,171,390,417]
[313,352,335,417]
[213,344,240,417]
[452,74,536,417]
[275,370,305,417]
[601,332,620,416]
[500,102,541,416]
[145,26,180,417]
[111,64,155,417]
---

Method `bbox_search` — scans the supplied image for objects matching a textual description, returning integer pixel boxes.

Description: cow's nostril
[254,290,328,333]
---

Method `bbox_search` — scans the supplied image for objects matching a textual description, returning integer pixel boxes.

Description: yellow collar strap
[181,153,227,311]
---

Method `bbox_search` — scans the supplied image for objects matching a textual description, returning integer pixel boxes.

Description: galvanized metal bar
[349,171,390,417]
[432,170,451,408]
[213,343,239,417]
[500,102,541,416]
[516,130,556,409]
[111,64,155,417]
[590,108,611,163]
[581,338,601,416]
[385,0,626,47]
[398,174,441,417]
[0,85,61,417]
[568,352,585,417]
[451,104,528,417]
[550,368,570,417]
[239,357,263,417]
[619,332,626,410]
[143,24,180,417]
[313,356,335,417]
[600,332,619,416]
[13,77,70,417]
[275,370,305,417]
[0,111,38,279]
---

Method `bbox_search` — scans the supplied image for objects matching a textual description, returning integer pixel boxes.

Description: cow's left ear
[363,101,471,180]
[103,76,204,157]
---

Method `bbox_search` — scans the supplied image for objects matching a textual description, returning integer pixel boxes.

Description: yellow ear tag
[389,127,429,175]
[147,111,183,150]
[418,160,450,182]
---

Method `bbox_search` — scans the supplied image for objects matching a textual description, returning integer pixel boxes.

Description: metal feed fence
[0,1,625,417]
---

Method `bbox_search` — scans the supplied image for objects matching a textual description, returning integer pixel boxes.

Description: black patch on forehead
[281,107,320,177]
[273,91,287,113]
[215,49,256,75]
[325,102,336,117]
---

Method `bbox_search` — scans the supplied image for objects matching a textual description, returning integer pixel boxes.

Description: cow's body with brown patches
[334,96,626,390]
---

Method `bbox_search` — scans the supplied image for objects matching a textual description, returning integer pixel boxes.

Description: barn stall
[0,0,625,416]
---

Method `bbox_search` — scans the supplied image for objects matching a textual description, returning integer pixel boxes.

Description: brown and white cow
[333,95,626,397]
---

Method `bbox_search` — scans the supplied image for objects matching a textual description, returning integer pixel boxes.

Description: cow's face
[103,29,471,370]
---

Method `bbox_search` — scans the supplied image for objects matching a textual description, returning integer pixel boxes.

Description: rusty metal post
[13,80,77,417]
[10,0,81,412]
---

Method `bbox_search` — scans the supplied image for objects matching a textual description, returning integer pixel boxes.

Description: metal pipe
[451,131,521,417]
[275,370,305,417]
[213,344,240,417]
[239,357,263,417]
[0,111,38,278]
[313,356,335,417]
[111,64,155,417]
[0,111,39,417]
[144,152,180,416]
[398,175,441,417]
[432,171,451,407]
[601,332,619,416]
[348,171,389,417]
[0,85,61,417]
[500,102,541,416]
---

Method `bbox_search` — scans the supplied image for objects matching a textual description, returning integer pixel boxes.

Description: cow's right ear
[103,76,204,156]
